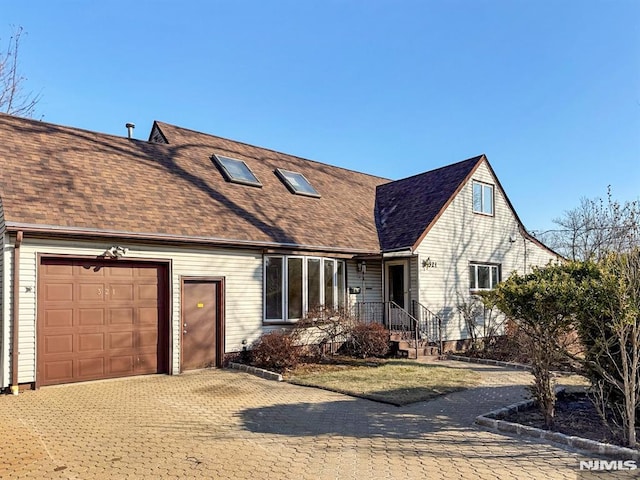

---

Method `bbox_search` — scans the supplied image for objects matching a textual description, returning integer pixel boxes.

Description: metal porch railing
[411,300,443,355]
[352,301,442,355]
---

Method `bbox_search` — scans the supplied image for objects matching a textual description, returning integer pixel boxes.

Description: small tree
[1,26,40,117]
[492,264,581,427]
[457,292,506,351]
[576,250,640,448]
[456,296,481,348]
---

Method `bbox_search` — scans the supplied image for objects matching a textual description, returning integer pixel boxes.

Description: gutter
[4,222,380,257]
[10,230,22,394]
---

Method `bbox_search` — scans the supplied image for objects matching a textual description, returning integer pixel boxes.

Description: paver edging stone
[228,362,283,382]
[475,388,640,461]
[446,354,532,371]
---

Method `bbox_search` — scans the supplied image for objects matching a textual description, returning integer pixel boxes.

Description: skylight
[275,169,320,197]
[212,154,262,187]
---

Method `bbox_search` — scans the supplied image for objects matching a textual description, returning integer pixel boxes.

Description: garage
[37,258,169,386]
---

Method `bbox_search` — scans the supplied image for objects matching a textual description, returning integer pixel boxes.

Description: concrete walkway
[1,360,589,479]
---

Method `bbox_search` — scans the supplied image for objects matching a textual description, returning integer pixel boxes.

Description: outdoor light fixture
[103,245,129,258]
[357,260,366,273]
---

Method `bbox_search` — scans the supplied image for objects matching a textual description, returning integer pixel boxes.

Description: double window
[469,263,500,290]
[264,256,346,322]
[472,181,494,215]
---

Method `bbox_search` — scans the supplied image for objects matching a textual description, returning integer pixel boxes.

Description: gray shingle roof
[375,156,484,251]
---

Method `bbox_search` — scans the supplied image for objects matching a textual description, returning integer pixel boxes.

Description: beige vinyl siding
[409,255,419,309]
[15,238,264,381]
[346,260,382,308]
[415,160,558,341]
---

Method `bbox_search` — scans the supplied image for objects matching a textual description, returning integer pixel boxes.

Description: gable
[375,156,483,251]
[414,157,559,259]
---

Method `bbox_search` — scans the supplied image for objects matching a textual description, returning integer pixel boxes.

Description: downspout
[10,231,23,395]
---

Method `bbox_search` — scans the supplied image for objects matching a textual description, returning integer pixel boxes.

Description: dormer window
[472,181,494,215]
[212,154,262,187]
[275,168,320,197]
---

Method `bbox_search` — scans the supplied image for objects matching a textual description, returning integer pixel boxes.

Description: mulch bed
[502,391,639,450]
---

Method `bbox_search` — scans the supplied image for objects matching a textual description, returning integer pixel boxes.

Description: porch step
[390,338,439,359]
[397,346,440,359]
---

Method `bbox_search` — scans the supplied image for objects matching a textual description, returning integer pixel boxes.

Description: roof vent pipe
[126,122,135,139]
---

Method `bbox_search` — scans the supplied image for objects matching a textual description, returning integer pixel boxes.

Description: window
[469,263,500,290]
[265,257,284,320]
[212,154,262,187]
[287,258,303,319]
[472,181,494,215]
[275,168,320,197]
[264,255,346,322]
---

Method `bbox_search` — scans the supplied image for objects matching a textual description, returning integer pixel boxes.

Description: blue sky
[2,1,639,232]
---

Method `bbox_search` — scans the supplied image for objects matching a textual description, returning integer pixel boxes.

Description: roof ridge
[0,111,146,145]
[154,120,393,182]
[381,154,485,186]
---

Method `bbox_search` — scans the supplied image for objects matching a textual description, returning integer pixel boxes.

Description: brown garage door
[38,258,169,386]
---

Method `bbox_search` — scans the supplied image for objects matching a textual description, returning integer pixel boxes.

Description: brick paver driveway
[1,361,588,479]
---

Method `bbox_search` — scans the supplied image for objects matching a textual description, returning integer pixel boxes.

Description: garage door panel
[78,283,105,301]
[78,333,104,352]
[136,267,158,277]
[108,267,133,277]
[138,284,158,300]
[110,284,134,301]
[45,360,74,382]
[44,334,74,354]
[109,356,134,374]
[43,264,73,276]
[109,308,134,325]
[138,307,158,325]
[136,353,157,372]
[137,329,158,348]
[44,309,74,328]
[38,259,168,386]
[78,309,105,326]
[78,357,105,378]
[77,265,105,276]
[109,331,134,349]
[45,283,74,301]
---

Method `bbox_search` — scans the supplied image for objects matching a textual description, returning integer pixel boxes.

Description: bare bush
[250,330,300,372]
[341,322,390,358]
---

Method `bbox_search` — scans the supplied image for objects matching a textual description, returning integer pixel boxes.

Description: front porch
[352,300,444,359]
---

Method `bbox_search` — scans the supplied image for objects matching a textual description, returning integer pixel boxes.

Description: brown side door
[182,279,224,370]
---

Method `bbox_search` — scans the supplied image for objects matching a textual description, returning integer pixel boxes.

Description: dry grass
[286,359,481,406]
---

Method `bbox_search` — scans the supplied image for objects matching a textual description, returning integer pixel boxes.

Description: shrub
[251,330,300,372]
[341,322,390,358]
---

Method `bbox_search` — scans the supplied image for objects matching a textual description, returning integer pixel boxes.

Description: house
[0,113,558,391]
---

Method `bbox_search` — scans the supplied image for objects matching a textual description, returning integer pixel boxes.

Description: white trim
[263,255,285,322]
[263,255,346,323]
[469,262,501,291]
[472,180,495,216]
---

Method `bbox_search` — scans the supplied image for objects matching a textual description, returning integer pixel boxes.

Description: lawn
[286,359,481,406]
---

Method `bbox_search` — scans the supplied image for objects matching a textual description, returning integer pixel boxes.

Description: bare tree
[0,26,40,117]
[538,188,639,261]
